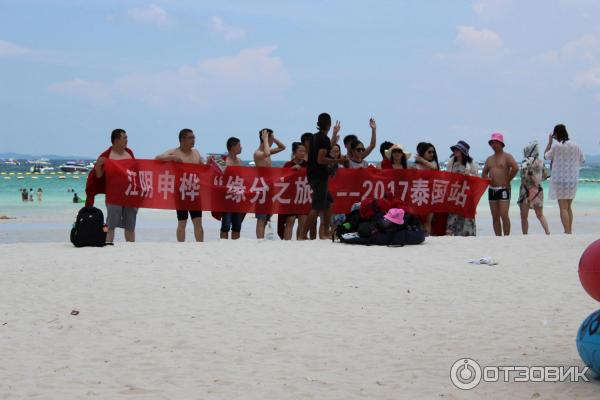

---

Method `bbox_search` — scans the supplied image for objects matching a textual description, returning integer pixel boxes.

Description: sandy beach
[1,234,599,399]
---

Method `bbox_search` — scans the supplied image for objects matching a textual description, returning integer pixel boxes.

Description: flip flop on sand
[469,257,498,266]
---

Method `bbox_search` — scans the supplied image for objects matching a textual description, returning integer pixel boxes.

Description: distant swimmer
[73,193,80,203]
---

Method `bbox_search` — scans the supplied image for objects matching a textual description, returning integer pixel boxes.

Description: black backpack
[70,207,107,247]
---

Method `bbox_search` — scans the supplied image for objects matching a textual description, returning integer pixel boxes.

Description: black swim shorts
[488,187,510,201]
[176,209,203,221]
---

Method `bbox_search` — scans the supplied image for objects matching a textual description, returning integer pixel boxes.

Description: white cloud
[562,35,599,62]
[48,78,112,104]
[574,68,600,88]
[211,16,246,41]
[455,25,503,53]
[524,35,600,100]
[473,0,512,17]
[0,39,32,57]
[127,4,168,25]
[49,47,291,107]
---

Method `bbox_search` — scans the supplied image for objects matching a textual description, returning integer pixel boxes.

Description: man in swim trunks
[156,128,205,242]
[253,128,286,239]
[482,132,518,236]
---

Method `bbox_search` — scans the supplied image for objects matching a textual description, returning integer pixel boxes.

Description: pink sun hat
[384,208,405,225]
[488,132,505,147]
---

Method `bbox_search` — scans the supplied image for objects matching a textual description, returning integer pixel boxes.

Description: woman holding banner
[445,141,478,236]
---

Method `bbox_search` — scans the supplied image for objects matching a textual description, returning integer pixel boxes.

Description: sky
[1,0,600,161]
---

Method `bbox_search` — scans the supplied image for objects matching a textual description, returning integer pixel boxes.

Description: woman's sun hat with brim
[450,140,471,157]
[385,144,412,160]
[488,132,505,147]
[383,208,405,225]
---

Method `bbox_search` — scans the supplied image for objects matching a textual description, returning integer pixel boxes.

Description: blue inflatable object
[576,309,600,376]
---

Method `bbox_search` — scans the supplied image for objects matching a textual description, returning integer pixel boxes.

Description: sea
[1,159,598,242]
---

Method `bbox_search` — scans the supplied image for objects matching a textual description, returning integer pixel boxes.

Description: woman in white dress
[544,124,585,234]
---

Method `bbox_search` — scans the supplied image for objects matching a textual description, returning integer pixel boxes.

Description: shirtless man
[156,128,204,242]
[220,137,245,240]
[482,132,518,236]
[95,128,137,243]
[253,128,286,238]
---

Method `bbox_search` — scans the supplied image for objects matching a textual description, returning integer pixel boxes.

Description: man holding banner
[92,128,137,244]
[155,128,205,242]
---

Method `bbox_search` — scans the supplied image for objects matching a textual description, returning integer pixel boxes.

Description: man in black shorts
[156,129,204,242]
[300,113,346,240]
[482,132,518,236]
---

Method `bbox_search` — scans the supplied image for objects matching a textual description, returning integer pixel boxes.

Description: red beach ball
[579,239,600,302]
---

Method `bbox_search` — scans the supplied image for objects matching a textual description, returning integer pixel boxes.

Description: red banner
[105,159,489,217]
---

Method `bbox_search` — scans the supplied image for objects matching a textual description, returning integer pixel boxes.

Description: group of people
[20,187,42,202]
[89,116,585,243]
[481,125,585,236]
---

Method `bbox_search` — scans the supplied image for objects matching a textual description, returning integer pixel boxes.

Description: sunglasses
[355,148,365,152]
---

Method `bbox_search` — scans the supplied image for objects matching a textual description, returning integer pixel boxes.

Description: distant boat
[29,163,55,174]
[27,158,51,166]
[2,158,20,165]
[58,161,94,173]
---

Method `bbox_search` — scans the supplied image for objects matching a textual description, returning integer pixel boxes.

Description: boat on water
[58,161,94,173]
[29,164,55,174]
[2,158,20,165]
[27,158,52,166]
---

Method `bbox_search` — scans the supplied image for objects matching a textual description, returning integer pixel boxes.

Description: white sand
[2,235,600,399]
